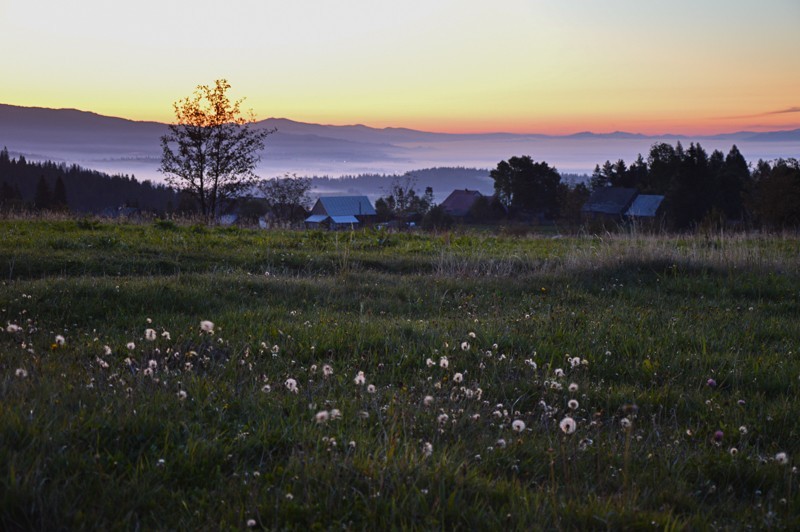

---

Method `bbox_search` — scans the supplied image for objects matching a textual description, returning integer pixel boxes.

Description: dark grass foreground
[1,220,799,529]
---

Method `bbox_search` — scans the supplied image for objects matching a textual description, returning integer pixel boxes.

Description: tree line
[490,143,800,230]
[0,147,184,214]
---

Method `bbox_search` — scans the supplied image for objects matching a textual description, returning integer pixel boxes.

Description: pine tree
[52,176,69,211]
[34,176,52,210]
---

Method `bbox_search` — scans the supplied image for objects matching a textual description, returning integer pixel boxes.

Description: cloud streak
[722,107,800,120]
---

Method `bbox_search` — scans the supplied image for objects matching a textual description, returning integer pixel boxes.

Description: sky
[1,0,799,135]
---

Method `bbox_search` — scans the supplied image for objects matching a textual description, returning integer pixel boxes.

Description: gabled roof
[305,214,329,223]
[440,189,483,217]
[625,195,664,217]
[582,187,638,215]
[330,215,360,224]
[315,196,376,217]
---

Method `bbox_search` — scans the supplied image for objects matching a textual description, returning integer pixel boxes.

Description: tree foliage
[490,156,562,218]
[374,175,434,222]
[258,174,313,222]
[160,80,274,220]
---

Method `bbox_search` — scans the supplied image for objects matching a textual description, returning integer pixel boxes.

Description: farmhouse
[440,189,484,218]
[304,196,376,230]
[581,187,638,221]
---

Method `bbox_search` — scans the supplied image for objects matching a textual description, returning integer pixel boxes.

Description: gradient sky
[1,0,798,135]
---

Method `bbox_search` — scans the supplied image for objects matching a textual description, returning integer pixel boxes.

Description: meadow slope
[1,220,799,529]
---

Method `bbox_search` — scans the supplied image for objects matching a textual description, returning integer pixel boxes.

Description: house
[625,194,665,219]
[581,187,638,220]
[304,196,377,230]
[440,189,483,217]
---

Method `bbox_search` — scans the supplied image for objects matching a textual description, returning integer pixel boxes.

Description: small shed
[304,196,376,229]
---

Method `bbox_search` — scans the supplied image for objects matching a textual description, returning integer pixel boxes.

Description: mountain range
[1,103,798,182]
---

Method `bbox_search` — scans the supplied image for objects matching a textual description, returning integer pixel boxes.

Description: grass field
[1,219,799,529]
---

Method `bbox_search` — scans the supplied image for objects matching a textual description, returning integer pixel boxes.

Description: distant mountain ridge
[1,103,797,182]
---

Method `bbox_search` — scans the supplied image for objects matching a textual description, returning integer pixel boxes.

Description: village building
[304,196,376,230]
[625,194,665,220]
[439,189,484,218]
[581,187,638,221]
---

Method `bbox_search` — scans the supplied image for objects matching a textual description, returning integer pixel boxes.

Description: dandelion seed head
[437,413,449,425]
[468,332,476,339]
[315,410,330,424]
[144,328,157,341]
[568,399,579,410]
[560,416,576,434]
[568,382,579,392]
[620,417,632,429]
[55,335,65,346]
[496,438,507,448]
[285,378,298,393]
[177,390,188,400]
[453,372,463,383]
[354,371,366,385]
[512,419,526,432]
[6,323,21,333]
[730,447,738,456]
[739,425,748,435]
[423,395,434,406]
[247,519,257,528]
[322,364,334,377]
[439,357,449,369]
[460,341,470,351]
[423,442,433,457]
[15,368,28,378]
[776,452,789,465]
[367,384,376,394]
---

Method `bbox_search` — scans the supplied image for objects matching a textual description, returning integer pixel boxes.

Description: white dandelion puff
[55,335,66,346]
[776,452,789,465]
[145,328,157,341]
[367,384,376,394]
[422,442,433,457]
[559,416,576,434]
[200,320,214,333]
[285,378,298,393]
[423,395,434,406]
[512,420,526,432]
[15,368,28,378]
[6,323,21,333]
[354,371,366,385]
[439,357,449,369]
[460,341,470,351]
[453,372,463,383]
[568,399,579,410]
[315,410,330,424]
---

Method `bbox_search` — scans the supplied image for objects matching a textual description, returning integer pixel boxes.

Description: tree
[159,79,274,220]
[490,156,562,218]
[52,176,69,211]
[259,174,313,222]
[375,175,433,222]
[34,176,52,210]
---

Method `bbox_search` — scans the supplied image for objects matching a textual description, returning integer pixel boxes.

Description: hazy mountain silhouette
[1,103,798,181]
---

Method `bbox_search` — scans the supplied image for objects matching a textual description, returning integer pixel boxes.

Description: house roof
[440,189,483,217]
[316,196,376,217]
[330,215,360,224]
[305,214,329,223]
[625,195,664,217]
[582,187,638,215]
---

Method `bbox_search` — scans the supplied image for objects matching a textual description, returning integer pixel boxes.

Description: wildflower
[422,442,433,457]
[776,452,789,465]
[579,438,594,450]
[453,372,463,383]
[15,368,28,378]
[103,345,112,356]
[439,357,449,369]
[554,368,564,378]
[247,519,257,528]
[285,493,293,500]
[713,430,724,442]
[512,420,526,432]
[426,358,435,368]
[330,409,342,420]
[353,371,366,385]
[200,320,214,333]
[285,378,298,393]
[707,378,717,388]
[568,399,579,410]
[322,364,334,377]
[126,342,136,351]
[739,425,748,435]
[423,395,434,406]
[496,438,507,448]
[95,357,109,369]
[437,413,449,425]
[261,384,271,393]
[620,417,632,429]
[468,332,476,339]
[145,328,157,341]
[349,440,356,449]
[157,458,165,467]
[6,323,21,333]
[730,448,738,456]
[460,341,470,351]
[271,345,279,354]
[148,359,158,370]
[560,416,576,434]
[570,357,581,368]
[161,331,171,340]
[367,384,376,394]
[315,410,330,424]
[55,335,66,346]
[177,390,188,400]
[568,382,579,392]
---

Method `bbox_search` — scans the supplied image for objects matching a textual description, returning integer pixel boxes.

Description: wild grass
[1,219,799,529]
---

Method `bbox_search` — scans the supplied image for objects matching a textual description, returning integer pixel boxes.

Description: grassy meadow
[1,218,799,529]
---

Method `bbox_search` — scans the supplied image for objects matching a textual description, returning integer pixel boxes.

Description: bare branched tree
[159,80,275,220]
[258,174,313,222]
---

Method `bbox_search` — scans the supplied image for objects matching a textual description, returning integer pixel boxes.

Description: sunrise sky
[1,0,798,135]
